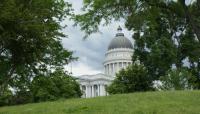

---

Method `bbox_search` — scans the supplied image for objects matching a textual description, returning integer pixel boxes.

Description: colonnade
[81,84,107,98]
[104,62,131,76]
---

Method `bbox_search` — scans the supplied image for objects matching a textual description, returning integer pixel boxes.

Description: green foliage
[0,0,74,95]
[0,69,82,106]
[74,0,200,88]
[74,0,136,38]
[160,68,196,90]
[30,69,82,102]
[1,91,200,114]
[0,88,12,106]
[107,64,153,94]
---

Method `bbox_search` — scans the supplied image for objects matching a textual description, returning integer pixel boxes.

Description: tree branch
[179,0,200,42]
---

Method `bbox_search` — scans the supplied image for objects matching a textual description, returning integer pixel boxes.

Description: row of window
[106,53,132,58]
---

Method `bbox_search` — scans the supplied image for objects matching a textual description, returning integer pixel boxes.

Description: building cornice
[103,59,132,65]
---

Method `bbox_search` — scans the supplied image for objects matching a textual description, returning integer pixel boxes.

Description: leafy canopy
[0,0,74,95]
[74,0,200,89]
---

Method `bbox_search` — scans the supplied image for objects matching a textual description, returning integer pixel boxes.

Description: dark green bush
[107,64,154,94]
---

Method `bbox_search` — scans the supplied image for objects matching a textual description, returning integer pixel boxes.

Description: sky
[63,0,133,76]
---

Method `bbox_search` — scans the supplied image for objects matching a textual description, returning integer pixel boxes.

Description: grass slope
[0,91,200,114]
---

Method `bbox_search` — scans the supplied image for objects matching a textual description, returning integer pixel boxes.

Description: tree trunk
[0,65,16,96]
[179,0,200,42]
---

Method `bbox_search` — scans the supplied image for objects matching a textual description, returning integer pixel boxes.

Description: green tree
[107,64,153,94]
[74,0,200,87]
[30,69,82,102]
[160,68,195,90]
[0,0,73,95]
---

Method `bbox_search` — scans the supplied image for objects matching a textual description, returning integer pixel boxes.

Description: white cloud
[62,0,133,76]
[65,62,102,76]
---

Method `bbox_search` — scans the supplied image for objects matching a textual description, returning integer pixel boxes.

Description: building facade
[76,26,133,98]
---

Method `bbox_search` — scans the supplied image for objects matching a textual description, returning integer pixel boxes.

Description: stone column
[109,63,112,75]
[100,84,103,96]
[85,85,87,98]
[86,85,89,98]
[105,65,107,74]
[108,64,110,75]
[112,63,114,76]
[99,84,102,96]
[105,65,106,75]
[91,85,94,97]
[113,63,115,75]
[108,64,110,74]
[102,85,106,96]
[110,63,112,74]
[106,65,107,74]
[110,63,113,75]
[98,84,100,96]
[103,84,105,96]
[89,85,92,98]
[107,64,109,75]
[116,62,119,73]
[119,62,121,72]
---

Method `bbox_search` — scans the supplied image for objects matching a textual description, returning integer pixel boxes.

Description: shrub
[31,69,82,102]
[107,64,154,94]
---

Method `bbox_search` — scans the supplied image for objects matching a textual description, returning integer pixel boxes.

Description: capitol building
[76,26,133,98]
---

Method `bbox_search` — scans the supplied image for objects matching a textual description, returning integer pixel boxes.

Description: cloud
[65,62,101,76]
[62,0,133,76]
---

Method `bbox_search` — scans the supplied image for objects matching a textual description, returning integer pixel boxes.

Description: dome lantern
[117,26,122,32]
[116,26,124,37]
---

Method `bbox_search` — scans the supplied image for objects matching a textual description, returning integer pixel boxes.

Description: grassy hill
[0,91,200,114]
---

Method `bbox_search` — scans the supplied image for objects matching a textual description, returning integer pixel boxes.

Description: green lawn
[0,91,200,114]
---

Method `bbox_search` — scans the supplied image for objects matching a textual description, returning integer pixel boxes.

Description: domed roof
[108,26,133,50]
